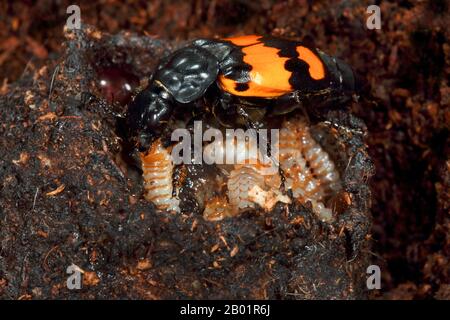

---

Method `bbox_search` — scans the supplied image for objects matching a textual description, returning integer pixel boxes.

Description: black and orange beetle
[126,35,357,150]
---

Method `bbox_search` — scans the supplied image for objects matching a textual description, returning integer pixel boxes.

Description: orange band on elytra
[296,46,325,80]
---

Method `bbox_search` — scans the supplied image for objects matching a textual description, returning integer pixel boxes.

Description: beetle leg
[236,106,260,130]
[210,92,236,128]
[274,91,311,124]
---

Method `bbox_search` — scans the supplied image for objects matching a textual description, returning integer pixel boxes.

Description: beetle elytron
[126,35,357,150]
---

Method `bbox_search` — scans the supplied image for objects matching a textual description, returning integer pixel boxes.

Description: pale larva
[140,139,180,212]
[278,118,341,221]
[203,137,290,219]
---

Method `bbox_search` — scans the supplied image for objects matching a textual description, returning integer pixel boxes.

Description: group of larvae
[140,117,341,222]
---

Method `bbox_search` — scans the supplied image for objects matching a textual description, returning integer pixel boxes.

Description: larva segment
[279,118,341,221]
[228,161,290,212]
[204,137,290,217]
[140,139,180,212]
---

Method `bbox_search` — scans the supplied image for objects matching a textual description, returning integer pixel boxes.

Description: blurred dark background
[0,0,448,299]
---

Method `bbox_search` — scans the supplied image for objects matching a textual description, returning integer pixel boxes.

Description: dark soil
[0,0,448,299]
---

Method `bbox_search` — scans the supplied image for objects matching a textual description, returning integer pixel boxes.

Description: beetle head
[126,85,174,152]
